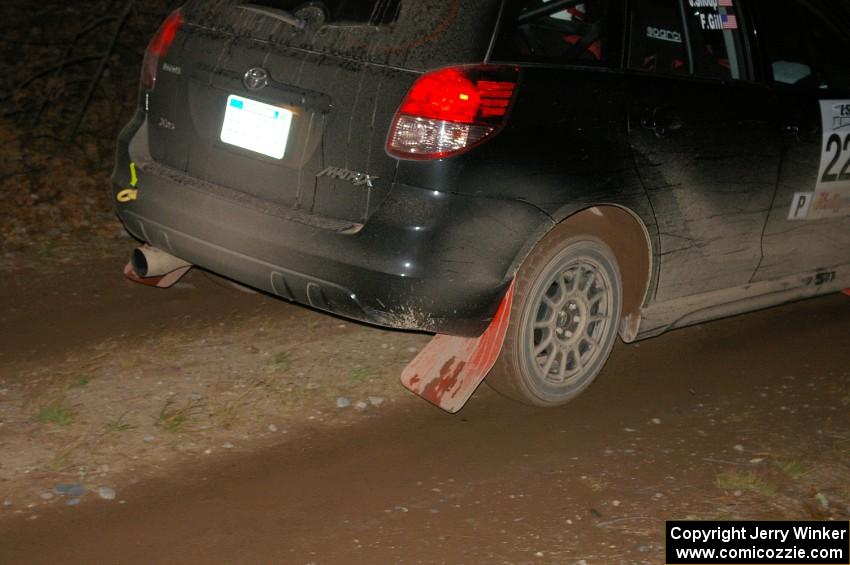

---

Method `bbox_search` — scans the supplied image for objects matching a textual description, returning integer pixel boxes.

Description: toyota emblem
[243,67,269,91]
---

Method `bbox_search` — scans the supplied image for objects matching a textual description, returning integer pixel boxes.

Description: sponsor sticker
[810,100,850,219]
[788,192,814,220]
[647,26,683,43]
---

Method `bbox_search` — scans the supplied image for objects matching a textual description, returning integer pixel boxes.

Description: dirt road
[1,245,848,564]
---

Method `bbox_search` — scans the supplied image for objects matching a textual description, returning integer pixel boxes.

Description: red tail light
[387,65,520,160]
[141,9,184,91]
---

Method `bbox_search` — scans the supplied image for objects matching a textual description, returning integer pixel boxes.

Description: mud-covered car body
[113,0,850,343]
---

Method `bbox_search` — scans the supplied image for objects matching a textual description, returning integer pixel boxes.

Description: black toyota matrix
[113,0,850,410]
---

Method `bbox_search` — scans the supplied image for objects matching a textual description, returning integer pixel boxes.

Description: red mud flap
[401,283,515,413]
[123,261,191,289]
[843,289,850,297]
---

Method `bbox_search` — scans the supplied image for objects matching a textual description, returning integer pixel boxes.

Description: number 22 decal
[820,133,850,183]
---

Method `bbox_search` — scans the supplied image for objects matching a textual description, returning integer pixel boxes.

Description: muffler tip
[131,247,150,278]
[130,245,192,279]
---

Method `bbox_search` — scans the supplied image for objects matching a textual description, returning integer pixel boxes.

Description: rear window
[492,0,614,67]
[242,0,401,26]
[182,0,501,70]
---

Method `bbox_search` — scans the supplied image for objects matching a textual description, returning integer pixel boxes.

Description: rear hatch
[145,0,500,226]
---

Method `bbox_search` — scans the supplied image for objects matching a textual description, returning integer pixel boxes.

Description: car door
[626,0,781,302]
[750,0,850,282]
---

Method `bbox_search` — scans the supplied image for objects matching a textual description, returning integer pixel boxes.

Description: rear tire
[488,236,622,407]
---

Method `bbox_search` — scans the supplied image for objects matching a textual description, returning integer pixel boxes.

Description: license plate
[220,95,293,159]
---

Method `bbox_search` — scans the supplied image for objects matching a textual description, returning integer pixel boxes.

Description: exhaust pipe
[125,245,192,288]
[131,245,191,278]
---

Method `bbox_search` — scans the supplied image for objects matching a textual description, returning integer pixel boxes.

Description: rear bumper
[112,115,551,336]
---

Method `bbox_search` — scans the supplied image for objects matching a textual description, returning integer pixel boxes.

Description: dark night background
[0,0,182,251]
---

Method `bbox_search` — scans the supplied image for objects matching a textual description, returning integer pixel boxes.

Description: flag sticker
[718,0,734,6]
[693,8,739,31]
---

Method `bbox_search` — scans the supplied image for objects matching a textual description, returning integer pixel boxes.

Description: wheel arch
[509,204,654,343]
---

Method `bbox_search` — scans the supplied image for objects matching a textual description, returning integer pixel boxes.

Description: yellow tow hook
[116,162,139,203]
[116,188,138,203]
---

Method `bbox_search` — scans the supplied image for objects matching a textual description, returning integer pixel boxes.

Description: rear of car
[114,0,850,412]
[113,0,552,336]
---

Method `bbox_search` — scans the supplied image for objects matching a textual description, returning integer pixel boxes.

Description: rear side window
[493,0,612,66]
[628,0,749,81]
[806,10,850,89]
[682,0,748,80]
[753,0,850,89]
[628,0,688,74]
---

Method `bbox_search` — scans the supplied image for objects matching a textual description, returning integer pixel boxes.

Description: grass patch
[774,459,812,479]
[350,367,378,381]
[49,445,79,470]
[104,413,133,433]
[48,440,84,471]
[35,400,74,426]
[267,351,294,373]
[210,399,244,431]
[715,470,778,497]
[210,377,275,429]
[70,375,92,389]
[156,400,200,434]
[37,242,55,258]
[119,356,140,370]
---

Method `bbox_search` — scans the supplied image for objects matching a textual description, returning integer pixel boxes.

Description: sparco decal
[646,26,683,43]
